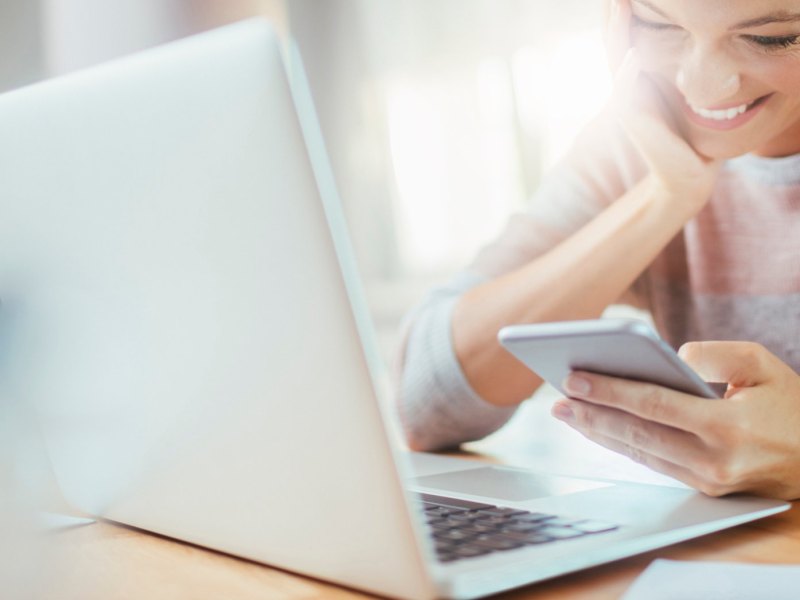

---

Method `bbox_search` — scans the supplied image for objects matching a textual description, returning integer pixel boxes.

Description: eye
[631,15,681,32]
[745,34,800,51]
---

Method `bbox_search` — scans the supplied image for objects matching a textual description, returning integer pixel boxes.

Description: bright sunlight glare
[385,29,611,273]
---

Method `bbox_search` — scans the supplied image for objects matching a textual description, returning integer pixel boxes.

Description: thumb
[678,341,773,389]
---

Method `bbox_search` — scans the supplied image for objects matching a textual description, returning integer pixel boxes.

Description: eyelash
[631,16,800,51]
[746,35,800,50]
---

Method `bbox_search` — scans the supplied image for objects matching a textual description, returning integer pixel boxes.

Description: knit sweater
[396,115,800,451]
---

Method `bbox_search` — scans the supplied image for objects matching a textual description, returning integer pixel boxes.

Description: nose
[675,43,741,108]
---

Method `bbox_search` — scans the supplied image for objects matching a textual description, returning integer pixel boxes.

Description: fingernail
[564,374,592,396]
[552,402,575,422]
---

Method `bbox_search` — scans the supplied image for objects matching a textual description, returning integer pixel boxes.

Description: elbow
[396,404,437,452]
[398,415,462,453]
[405,436,428,453]
[394,393,451,453]
[403,430,444,453]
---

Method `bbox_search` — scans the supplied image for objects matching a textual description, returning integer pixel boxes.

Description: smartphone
[498,319,723,399]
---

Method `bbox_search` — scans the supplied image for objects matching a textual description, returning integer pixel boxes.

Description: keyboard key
[431,522,459,532]
[470,535,525,551]
[461,523,504,535]
[437,518,474,529]
[425,516,446,525]
[498,530,557,544]
[434,540,455,553]
[500,521,547,533]
[474,515,514,526]
[444,512,482,523]
[510,512,556,523]
[452,546,492,558]
[475,507,528,518]
[424,506,464,517]
[434,530,476,542]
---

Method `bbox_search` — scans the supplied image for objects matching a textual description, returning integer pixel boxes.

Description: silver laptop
[0,19,787,600]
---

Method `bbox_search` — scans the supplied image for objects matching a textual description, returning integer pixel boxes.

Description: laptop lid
[0,19,437,600]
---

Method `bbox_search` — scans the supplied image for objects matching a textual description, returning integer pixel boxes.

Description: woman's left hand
[552,341,800,500]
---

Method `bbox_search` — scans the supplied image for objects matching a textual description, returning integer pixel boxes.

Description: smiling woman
[628,0,800,158]
[396,0,800,501]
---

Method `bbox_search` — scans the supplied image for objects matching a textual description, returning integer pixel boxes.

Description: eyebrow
[632,0,800,30]
[731,12,800,30]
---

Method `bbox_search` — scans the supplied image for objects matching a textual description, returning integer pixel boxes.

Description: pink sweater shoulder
[396,113,800,451]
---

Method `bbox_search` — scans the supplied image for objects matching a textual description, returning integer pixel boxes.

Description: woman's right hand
[607,0,722,210]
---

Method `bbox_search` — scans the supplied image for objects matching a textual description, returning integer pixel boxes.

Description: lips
[682,94,773,131]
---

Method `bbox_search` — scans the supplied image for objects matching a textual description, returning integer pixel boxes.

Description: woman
[397,0,800,500]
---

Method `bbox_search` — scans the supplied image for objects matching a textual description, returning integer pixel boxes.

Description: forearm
[398,290,519,451]
[453,175,703,406]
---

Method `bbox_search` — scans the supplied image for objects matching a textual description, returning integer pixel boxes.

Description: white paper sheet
[622,559,800,600]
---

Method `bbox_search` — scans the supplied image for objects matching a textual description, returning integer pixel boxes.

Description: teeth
[690,101,750,121]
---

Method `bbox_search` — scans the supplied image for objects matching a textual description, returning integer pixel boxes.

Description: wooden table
[39,500,800,600]
[36,394,800,599]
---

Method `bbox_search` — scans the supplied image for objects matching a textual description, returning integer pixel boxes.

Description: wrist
[646,174,713,218]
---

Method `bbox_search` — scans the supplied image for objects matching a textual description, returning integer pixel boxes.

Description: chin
[686,132,755,161]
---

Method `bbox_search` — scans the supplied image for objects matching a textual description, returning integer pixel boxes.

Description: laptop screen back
[0,20,434,599]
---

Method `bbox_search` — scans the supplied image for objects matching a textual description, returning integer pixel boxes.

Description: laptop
[0,19,787,600]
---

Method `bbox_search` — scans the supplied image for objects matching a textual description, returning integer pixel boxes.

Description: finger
[611,47,641,118]
[562,371,717,434]
[612,57,723,185]
[678,341,777,389]
[552,398,707,470]
[605,0,632,72]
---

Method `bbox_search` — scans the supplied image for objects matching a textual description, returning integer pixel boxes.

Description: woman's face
[630,0,800,158]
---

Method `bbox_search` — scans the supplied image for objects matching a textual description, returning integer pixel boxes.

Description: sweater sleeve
[396,271,518,451]
[394,115,647,451]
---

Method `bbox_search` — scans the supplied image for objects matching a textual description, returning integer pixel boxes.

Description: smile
[683,94,772,131]
[690,101,751,121]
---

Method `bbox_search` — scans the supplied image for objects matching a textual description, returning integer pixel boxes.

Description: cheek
[751,58,800,97]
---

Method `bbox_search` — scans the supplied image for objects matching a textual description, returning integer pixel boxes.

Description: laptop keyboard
[417,493,618,563]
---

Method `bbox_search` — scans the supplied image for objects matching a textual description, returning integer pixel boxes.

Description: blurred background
[0,0,610,365]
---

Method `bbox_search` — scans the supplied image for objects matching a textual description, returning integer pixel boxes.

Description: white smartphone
[498,319,723,399]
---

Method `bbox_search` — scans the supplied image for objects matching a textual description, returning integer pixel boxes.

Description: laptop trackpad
[412,466,611,502]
